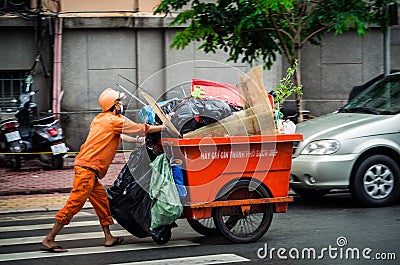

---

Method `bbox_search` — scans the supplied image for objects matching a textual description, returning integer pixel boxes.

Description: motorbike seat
[19,126,30,138]
[30,116,55,126]
[0,118,18,126]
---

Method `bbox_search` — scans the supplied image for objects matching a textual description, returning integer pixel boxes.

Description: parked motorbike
[268,91,313,124]
[280,107,311,124]
[12,75,68,170]
[0,118,24,171]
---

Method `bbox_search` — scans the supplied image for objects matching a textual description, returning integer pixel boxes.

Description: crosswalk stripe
[109,254,250,265]
[0,229,132,246]
[0,240,200,262]
[0,213,251,264]
[0,220,106,232]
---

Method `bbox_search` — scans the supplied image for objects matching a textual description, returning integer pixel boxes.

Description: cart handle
[185,196,294,208]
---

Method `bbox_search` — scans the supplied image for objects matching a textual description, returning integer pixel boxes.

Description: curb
[0,188,73,197]
[0,204,93,214]
[0,194,93,214]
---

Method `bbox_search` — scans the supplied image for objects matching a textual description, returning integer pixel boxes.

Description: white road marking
[0,229,131,246]
[0,240,200,262]
[109,254,250,265]
[0,214,250,264]
[0,220,108,232]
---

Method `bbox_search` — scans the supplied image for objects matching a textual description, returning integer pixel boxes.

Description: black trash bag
[160,99,182,117]
[154,99,182,126]
[145,132,164,161]
[106,146,153,238]
[170,98,233,135]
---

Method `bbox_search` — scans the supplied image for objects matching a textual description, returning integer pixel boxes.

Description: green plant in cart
[273,60,303,120]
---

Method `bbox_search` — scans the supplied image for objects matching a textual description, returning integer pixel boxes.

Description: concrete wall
[59,24,268,150]
[284,28,400,116]
[58,0,161,13]
[0,24,53,113]
[1,15,400,152]
[0,28,35,70]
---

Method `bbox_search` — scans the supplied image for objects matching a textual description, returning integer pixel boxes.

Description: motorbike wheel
[10,155,21,171]
[51,155,64,170]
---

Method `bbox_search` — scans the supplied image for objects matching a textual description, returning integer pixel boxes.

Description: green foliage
[273,60,303,110]
[157,0,282,68]
[191,85,206,98]
[155,0,397,122]
[155,0,397,68]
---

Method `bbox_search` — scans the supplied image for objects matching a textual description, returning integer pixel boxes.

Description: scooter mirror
[25,75,33,84]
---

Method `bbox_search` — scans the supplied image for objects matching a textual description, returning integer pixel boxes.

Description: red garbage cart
[163,133,303,243]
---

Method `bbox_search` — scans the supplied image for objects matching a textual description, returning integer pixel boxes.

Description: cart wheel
[212,180,273,243]
[151,226,172,245]
[187,218,220,236]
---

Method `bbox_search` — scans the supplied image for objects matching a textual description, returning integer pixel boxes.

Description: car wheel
[292,187,330,198]
[351,155,400,207]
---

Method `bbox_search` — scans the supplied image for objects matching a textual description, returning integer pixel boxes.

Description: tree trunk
[294,52,303,123]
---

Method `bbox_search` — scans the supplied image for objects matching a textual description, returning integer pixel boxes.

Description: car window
[389,81,400,110]
[341,74,400,115]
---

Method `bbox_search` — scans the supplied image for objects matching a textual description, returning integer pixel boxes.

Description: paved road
[1,193,399,265]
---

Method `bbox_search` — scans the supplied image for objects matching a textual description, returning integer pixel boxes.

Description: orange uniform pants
[55,166,114,227]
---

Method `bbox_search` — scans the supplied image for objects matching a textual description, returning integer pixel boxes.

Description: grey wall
[1,16,400,152]
[0,28,36,70]
[0,26,53,113]
[294,28,400,116]
[60,26,262,150]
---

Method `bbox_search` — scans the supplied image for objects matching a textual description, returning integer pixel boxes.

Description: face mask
[115,104,125,115]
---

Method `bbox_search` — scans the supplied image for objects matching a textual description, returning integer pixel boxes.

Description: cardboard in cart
[184,66,276,137]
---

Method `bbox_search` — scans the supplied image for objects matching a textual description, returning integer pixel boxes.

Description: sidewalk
[0,153,129,214]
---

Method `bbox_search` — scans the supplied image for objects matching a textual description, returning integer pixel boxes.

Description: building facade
[1,0,399,151]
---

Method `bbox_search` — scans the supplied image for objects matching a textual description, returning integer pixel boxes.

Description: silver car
[290,72,400,207]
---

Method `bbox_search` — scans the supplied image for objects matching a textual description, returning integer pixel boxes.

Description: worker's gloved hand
[136,136,145,143]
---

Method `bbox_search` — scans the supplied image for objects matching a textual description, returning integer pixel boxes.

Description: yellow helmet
[98,88,125,112]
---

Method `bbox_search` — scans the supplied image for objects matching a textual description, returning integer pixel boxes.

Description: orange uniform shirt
[74,112,149,178]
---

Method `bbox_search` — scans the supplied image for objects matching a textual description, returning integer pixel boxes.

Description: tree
[155,0,397,122]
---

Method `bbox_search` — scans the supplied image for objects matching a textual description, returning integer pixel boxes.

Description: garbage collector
[41,88,164,253]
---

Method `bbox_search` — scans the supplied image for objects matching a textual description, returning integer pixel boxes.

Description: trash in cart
[107,146,183,244]
[109,65,303,244]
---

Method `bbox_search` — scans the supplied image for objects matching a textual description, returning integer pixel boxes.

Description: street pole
[384,25,391,76]
[384,3,399,76]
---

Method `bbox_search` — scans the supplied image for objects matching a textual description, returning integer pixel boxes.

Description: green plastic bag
[149,154,183,230]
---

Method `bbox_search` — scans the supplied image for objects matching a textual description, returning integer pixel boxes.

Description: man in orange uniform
[41,88,164,252]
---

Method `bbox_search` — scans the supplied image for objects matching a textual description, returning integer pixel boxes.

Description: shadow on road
[291,191,400,210]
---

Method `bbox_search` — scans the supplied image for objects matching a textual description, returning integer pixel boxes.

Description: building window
[0,71,26,112]
[0,1,31,13]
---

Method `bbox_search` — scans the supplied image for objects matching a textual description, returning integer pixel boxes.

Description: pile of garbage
[107,146,182,244]
[141,66,280,138]
[107,66,284,244]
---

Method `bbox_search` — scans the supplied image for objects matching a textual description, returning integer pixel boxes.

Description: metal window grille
[0,1,31,12]
[0,72,26,112]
